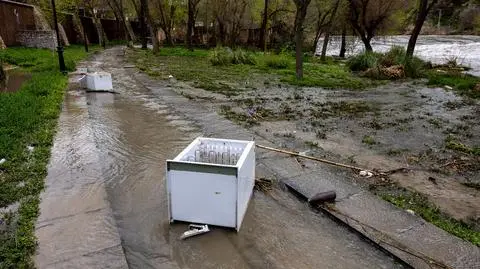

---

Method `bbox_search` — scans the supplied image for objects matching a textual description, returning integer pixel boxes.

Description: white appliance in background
[84,72,113,91]
[166,137,255,231]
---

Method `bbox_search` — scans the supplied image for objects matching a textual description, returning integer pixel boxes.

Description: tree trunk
[293,0,311,80]
[165,30,173,46]
[320,0,341,62]
[150,24,160,54]
[362,36,372,52]
[339,26,346,58]
[320,31,330,62]
[140,0,148,49]
[407,0,437,58]
[259,0,269,51]
[186,0,195,50]
[93,16,105,47]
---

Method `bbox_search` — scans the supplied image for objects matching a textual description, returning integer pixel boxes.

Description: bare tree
[187,0,201,50]
[293,0,312,79]
[320,0,341,62]
[107,0,135,45]
[84,0,108,47]
[139,0,148,48]
[406,0,438,58]
[259,0,269,51]
[347,0,401,52]
[153,0,177,46]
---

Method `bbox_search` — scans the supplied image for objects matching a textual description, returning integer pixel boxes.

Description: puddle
[0,70,30,92]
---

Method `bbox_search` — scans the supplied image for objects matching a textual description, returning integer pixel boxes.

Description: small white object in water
[406,209,415,215]
[168,75,174,78]
[0,158,5,165]
[444,85,453,90]
[27,146,34,152]
[180,224,209,240]
[359,170,373,178]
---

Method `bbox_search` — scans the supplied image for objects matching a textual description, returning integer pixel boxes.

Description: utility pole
[51,0,66,73]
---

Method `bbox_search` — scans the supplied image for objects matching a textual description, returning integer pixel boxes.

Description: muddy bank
[35,47,408,268]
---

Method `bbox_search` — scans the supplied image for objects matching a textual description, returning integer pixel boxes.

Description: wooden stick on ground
[256,144,373,174]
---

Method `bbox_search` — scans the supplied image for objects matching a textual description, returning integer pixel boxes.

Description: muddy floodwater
[318,35,480,76]
[35,48,407,268]
[0,70,30,92]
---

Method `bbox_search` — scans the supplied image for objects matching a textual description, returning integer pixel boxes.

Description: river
[317,35,480,76]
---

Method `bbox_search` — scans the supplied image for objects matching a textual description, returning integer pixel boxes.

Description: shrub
[379,46,406,67]
[404,57,426,78]
[209,47,256,66]
[209,46,233,66]
[232,49,256,65]
[263,53,290,69]
[347,52,380,72]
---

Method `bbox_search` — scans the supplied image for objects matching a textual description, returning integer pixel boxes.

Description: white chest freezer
[166,137,255,231]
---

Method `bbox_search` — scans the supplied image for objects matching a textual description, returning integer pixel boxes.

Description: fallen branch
[256,144,372,172]
[256,144,408,177]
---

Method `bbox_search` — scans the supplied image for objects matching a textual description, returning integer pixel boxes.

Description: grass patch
[219,105,258,127]
[362,135,377,145]
[262,53,290,69]
[280,63,378,89]
[426,71,480,99]
[129,46,377,93]
[380,189,480,246]
[305,141,319,148]
[209,47,256,66]
[444,135,480,156]
[0,45,97,267]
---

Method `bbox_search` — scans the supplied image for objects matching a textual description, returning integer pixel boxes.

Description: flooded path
[36,47,407,268]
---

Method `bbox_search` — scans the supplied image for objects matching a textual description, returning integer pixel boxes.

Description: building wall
[0,0,36,46]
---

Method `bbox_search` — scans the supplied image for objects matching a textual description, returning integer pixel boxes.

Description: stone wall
[16,30,56,49]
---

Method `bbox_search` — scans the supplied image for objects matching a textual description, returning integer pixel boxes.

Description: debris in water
[406,209,415,215]
[359,170,373,178]
[428,176,437,185]
[255,177,273,193]
[168,75,174,78]
[308,191,337,205]
[0,158,5,165]
[27,145,34,152]
[180,224,210,240]
[444,85,453,90]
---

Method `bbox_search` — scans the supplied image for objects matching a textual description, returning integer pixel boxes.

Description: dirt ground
[157,71,480,227]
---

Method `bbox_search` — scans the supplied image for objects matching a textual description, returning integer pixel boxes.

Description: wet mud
[35,48,407,268]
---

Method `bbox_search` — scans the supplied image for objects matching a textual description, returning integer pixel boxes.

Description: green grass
[444,135,480,156]
[427,71,480,99]
[128,47,376,94]
[362,135,377,145]
[0,45,98,267]
[381,190,480,246]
